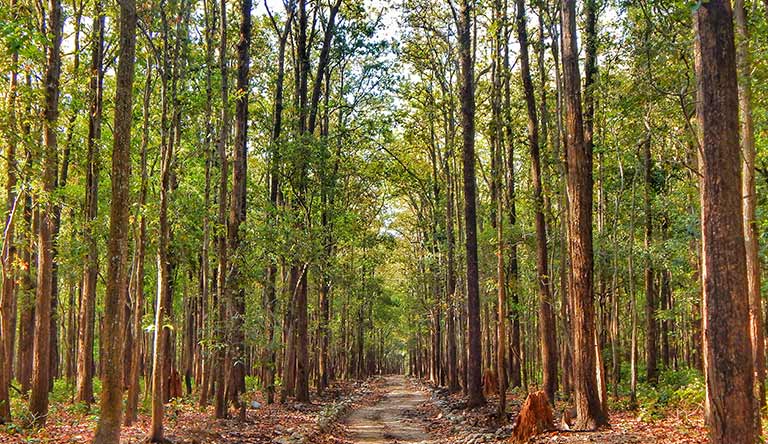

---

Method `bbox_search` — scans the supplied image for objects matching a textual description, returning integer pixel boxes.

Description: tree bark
[0,0,19,423]
[30,0,63,423]
[213,0,230,419]
[16,95,34,394]
[225,0,252,417]
[694,1,757,442]
[489,0,506,408]
[91,0,136,439]
[734,0,766,412]
[458,0,484,408]
[445,127,460,392]
[290,0,311,403]
[503,26,522,392]
[149,3,178,437]
[495,185,507,418]
[0,0,21,422]
[560,0,607,429]
[263,0,293,405]
[76,0,104,405]
[628,178,638,404]
[197,0,216,409]
[517,0,557,404]
[642,134,658,385]
[125,60,153,426]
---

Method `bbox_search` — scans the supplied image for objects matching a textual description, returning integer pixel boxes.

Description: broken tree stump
[483,368,498,398]
[169,368,183,400]
[510,391,554,443]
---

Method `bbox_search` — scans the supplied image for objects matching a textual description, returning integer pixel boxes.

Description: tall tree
[289,0,342,403]
[583,0,608,408]
[490,0,506,415]
[214,0,230,420]
[286,0,310,404]
[263,0,294,405]
[694,0,756,442]
[561,0,607,429]
[91,0,137,438]
[196,0,216,409]
[76,0,105,405]
[642,132,657,385]
[225,0,252,416]
[445,141,460,393]
[149,0,182,436]
[517,0,556,404]
[457,0,484,408]
[125,60,153,425]
[0,0,19,423]
[734,0,765,411]
[15,75,34,396]
[30,0,63,422]
[503,10,521,390]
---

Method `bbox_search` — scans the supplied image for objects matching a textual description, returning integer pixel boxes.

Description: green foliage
[245,375,260,393]
[634,369,705,422]
[1,0,767,434]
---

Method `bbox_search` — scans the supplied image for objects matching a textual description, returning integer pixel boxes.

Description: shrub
[636,368,705,422]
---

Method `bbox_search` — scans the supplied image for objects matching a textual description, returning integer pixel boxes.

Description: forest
[0,0,766,442]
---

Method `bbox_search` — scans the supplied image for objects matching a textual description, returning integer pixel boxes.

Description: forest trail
[344,376,432,444]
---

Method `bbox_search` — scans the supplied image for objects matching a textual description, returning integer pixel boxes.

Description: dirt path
[343,375,432,444]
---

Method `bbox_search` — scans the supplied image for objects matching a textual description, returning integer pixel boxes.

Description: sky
[60,0,400,51]
[255,0,401,39]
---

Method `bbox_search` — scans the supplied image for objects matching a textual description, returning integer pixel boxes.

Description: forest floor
[324,376,708,444]
[1,376,708,443]
[1,378,386,444]
[342,376,431,443]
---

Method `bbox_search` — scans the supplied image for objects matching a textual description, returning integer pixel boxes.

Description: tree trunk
[91,0,136,439]
[149,5,177,438]
[496,190,507,418]
[490,0,506,409]
[660,267,671,368]
[734,0,766,412]
[125,61,153,426]
[281,271,297,402]
[560,0,607,429]
[225,0,251,417]
[458,0,484,408]
[517,0,557,404]
[446,141,460,393]
[30,0,63,423]
[628,178,638,404]
[263,0,293,404]
[694,1,757,442]
[17,129,34,394]
[196,0,216,410]
[292,0,341,403]
[548,9,572,400]
[0,0,19,422]
[291,0,311,403]
[76,1,104,405]
[642,134,658,385]
[214,0,230,419]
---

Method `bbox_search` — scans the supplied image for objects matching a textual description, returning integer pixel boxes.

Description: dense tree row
[390,0,768,441]
[0,0,401,440]
[0,0,767,442]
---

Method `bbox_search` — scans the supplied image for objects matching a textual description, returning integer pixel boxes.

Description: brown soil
[343,376,431,444]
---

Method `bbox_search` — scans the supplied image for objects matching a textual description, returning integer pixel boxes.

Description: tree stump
[510,391,554,443]
[483,368,498,397]
[169,368,183,400]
